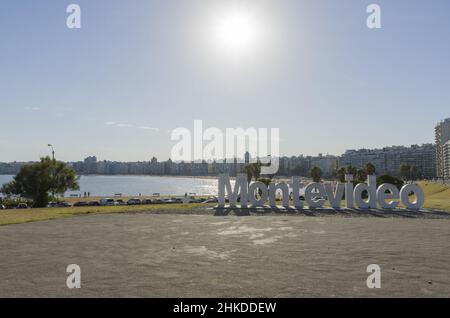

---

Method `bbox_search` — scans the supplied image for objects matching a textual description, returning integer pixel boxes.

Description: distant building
[83,156,98,174]
[0,143,439,179]
[310,154,338,177]
[0,162,26,175]
[443,141,450,179]
[244,151,250,164]
[435,118,450,179]
[339,144,436,179]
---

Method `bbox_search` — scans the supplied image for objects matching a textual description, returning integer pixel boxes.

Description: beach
[1,212,449,297]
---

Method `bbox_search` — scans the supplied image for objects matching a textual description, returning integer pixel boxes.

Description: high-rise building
[443,141,450,179]
[244,151,250,164]
[435,118,450,179]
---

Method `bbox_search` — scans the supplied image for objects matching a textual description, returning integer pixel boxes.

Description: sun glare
[212,6,262,57]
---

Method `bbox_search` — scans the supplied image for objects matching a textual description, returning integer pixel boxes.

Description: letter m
[218,174,248,208]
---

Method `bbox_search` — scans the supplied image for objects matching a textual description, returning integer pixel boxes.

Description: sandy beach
[0,212,449,298]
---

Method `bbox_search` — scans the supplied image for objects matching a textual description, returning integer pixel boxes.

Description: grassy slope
[418,181,450,211]
[0,203,214,226]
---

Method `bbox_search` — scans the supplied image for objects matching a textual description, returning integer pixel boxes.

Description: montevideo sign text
[218,174,425,210]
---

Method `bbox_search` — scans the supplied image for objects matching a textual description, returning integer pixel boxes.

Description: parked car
[127,198,141,205]
[186,196,202,203]
[73,201,89,207]
[141,199,152,205]
[162,198,177,204]
[48,201,71,208]
[47,202,58,208]
[115,199,126,205]
[88,201,100,206]
[16,203,28,209]
[170,197,181,203]
[99,198,116,206]
[203,197,218,203]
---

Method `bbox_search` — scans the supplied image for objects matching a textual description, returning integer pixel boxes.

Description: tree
[376,175,404,191]
[346,165,358,178]
[0,157,79,207]
[243,164,253,184]
[336,167,346,182]
[356,169,367,183]
[365,162,376,176]
[410,165,419,181]
[256,177,272,199]
[399,164,411,181]
[243,162,261,184]
[253,160,261,180]
[309,166,323,182]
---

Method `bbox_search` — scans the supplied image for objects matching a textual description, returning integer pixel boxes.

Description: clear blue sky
[1,0,449,162]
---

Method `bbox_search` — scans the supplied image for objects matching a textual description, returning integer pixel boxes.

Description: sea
[0,175,229,197]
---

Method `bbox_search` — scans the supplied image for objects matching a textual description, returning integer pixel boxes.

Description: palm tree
[336,167,346,182]
[356,169,367,183]
[365,162,376,175]
[243,163,262,184]
[310,166,323,182]
[346,165,358,177]
[243,164,254,184]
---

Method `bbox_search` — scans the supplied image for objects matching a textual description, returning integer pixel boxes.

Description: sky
[0,0,449,162]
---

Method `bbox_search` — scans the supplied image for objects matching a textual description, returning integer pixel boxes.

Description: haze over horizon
[1,0,449,162]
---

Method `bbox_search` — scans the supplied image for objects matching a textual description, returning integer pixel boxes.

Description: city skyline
[0,142,437,180]
[1,1,450,162]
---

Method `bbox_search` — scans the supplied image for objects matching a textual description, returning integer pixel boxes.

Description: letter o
[400,184,424,210]
[376,183,399,209]
[249,182,268,207]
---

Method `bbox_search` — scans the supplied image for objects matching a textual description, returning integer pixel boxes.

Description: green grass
[417,181,450,212]
[0,203,215,226]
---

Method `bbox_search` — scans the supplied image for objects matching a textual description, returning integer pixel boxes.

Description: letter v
[324,183,344,209]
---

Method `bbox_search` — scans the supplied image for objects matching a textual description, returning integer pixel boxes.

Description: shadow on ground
[213,207,450,219]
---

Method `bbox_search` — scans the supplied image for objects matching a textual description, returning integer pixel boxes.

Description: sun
[212,6,262,57]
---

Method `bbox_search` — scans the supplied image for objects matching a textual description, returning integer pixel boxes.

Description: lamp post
[48,144,55,161]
